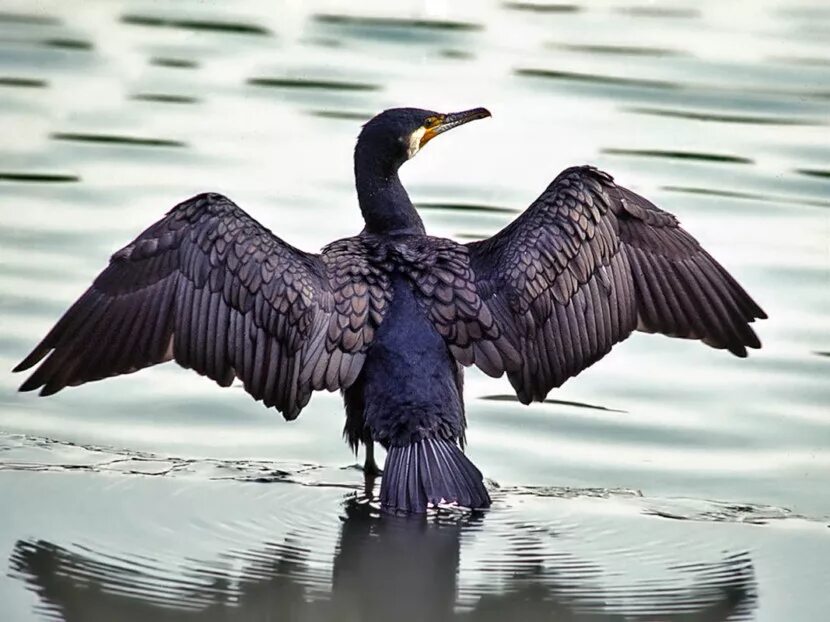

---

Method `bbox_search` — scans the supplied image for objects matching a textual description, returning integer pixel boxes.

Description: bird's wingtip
[17,376,42,393]
[13,345,51,374]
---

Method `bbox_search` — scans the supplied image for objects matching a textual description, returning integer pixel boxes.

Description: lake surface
[1,0,828,620]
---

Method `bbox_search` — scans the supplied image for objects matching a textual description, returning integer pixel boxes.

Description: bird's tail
[380,437,491,514]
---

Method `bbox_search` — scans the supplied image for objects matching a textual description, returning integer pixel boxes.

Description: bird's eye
[424,116,441,129]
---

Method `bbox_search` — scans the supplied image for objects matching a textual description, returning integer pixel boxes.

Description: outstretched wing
[14,193,388,419]
[462,166,766,404]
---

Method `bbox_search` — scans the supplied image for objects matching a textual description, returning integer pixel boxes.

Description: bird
[14,107,766,514]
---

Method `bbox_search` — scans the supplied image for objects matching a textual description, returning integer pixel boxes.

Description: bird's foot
[363,457,383,478]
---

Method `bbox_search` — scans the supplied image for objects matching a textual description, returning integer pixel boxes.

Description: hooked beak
[420,107,491,147]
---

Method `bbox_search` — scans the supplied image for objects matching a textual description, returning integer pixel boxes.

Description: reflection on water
[9,497,756,622]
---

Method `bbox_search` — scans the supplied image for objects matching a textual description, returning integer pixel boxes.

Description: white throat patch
[406,127,427,160]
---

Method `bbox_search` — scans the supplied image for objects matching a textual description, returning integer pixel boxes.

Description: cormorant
[14,107,766,514]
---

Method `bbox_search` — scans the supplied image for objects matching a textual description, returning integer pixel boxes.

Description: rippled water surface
[1,0,829,620]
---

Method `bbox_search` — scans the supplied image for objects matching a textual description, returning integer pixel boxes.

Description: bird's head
[356,107,491,171]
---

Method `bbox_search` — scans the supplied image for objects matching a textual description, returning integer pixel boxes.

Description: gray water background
[0,0,828,620]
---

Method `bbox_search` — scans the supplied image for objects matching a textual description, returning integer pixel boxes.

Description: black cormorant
[14,107,766,513]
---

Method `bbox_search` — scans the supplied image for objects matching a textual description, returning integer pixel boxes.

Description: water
[0,0,828,620]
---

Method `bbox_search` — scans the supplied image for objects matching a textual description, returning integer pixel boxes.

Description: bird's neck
[355,147,425,236]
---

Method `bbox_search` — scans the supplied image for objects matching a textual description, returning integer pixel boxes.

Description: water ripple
[550,43,686,57]
[2,433,827,528]
[50,38,90,51]
[602,147,753,164]
[516,67,830,100]
[247,77,380,92]
[0,77,47,88]
[515,67,679,90]
[149,57,199,69]
[615,6,701,19]
[0,172,79,183]
[120,14,271,36]
[624,105,824,126]
[308,109,373,121]
[502,2,582,14]
[50,132,187,148]
[312,14,483,32]
[797,168,830,180]
[0,11,60,25]
[416,202,517,215]
[131,93,201,105]
[6,497,760,622]
[661,185,830,209]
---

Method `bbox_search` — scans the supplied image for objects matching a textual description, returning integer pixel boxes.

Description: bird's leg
[362,431,382,500]
[362,468,377,500]
[363,430,382,477]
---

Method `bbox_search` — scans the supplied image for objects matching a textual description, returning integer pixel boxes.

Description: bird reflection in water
[9,497,756,622]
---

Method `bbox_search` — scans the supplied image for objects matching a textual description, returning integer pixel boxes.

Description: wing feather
[460,166,765,403]
[15,193,386,419]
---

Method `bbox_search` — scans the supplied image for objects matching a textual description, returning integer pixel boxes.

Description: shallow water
[0,0,828,620]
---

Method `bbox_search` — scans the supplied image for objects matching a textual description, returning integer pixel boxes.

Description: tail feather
[380,437,490,514]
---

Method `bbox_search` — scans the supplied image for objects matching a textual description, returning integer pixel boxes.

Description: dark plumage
[14,107,766,513]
